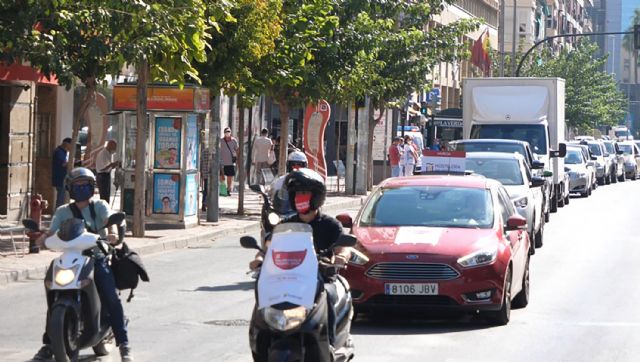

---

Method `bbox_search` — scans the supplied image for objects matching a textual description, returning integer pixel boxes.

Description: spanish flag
[471,29,491,76]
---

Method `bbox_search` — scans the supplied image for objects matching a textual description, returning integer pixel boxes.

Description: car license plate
[384,283,438,295]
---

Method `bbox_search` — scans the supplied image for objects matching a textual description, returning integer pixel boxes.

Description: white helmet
[286,151,308,172]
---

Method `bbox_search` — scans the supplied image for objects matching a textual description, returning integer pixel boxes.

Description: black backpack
[111,242,150,302]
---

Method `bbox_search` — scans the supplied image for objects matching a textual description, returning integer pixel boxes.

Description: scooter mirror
[106,212,126,227]
[334,234,357,248]
[249,184,266,195]
[22,218,40,232]
[335,214,353,228]
[240,236,262,251]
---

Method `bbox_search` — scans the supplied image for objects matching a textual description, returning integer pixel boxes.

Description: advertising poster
[303,100,331,180]
[185,114,199,170]
[184,173,198,216]
[421,150,466,174]
[153,173,180,214]
[154,117,182,169]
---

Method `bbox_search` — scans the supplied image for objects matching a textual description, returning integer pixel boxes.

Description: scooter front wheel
[48,304,80,362]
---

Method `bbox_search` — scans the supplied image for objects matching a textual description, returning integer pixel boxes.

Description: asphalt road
[2,181,640,362]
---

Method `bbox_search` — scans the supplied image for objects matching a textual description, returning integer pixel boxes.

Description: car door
[523,159,542,231]
[496,186,526,282]
[634,145,640,171]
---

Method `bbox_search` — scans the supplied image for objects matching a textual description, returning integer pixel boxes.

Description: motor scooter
[23,212,126,362]
[241,223,358,362]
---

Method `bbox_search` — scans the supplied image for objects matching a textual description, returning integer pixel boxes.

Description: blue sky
[621,0,638,31]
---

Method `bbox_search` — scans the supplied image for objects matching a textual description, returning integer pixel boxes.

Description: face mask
[71,183,94,201]
[294,193,312,214]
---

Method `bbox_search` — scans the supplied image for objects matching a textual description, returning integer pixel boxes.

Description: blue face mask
[70,184,94,201]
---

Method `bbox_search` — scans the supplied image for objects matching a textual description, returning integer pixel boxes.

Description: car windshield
[359,186,494,229]
[603,142,615,154]
[615,130,629,138]
[565,149,583,164]
[464,158,524,185]
[619,144,633,154]
[470,124,547,155]
[587,143,602,156]
[453,142,525,157]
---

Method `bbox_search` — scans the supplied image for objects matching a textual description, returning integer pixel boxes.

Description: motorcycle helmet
[57,218,87,241]
[286,151,308,173]
[286,168,326,212]
[65,167,96,202]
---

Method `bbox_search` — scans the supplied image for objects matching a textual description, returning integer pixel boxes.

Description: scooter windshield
[258,223,318,310]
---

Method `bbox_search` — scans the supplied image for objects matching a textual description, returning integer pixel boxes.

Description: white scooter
[241,223,359,362]
[23,212,126,362]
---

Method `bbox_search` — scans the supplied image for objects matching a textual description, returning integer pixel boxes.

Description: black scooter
[23,213,126,362]
[241,226,357,362]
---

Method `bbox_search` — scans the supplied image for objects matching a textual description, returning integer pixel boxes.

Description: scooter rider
[250,168,352,346]
[268,150,308,215]
[33,167,133,362]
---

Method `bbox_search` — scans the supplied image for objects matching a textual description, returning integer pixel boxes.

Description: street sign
[426,88,440,102]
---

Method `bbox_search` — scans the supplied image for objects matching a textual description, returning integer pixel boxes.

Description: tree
[525,40,628,132]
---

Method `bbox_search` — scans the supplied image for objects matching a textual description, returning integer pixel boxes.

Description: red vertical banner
[303,100,331,180]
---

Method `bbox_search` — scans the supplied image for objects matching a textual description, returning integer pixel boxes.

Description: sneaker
[119,343,134,362]
[33,345,53,361]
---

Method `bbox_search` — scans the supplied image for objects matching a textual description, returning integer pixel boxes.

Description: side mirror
[336,213,353,228]
[590,156,598,161]
[543,170,553,177]
[550,143,567,158]
[22,219,40,232]
[564,166,571,172]
[505,215,527,231]
[531,160,545,169]
[334,233,357,248]
[530,177,545,188]
[240,236,263,252]
[106,212,126,227]
[617,150,624,155]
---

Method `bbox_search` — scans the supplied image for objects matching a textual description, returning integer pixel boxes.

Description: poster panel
[185,114,199,170]
[153,173,180,214]
[303,100,331,179]
[154,117,182,169]
[184,173,198,216]
[421,150,466,174]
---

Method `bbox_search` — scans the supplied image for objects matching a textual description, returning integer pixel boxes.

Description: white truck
[462,77,568,215]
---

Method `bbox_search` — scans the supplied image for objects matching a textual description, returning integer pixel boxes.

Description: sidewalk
[0,186,367,286]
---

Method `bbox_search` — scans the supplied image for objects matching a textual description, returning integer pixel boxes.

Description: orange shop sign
[113,86,209,111]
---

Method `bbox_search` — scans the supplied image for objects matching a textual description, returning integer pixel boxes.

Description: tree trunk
[278,101,290,176]
[133,60,148,237]
[355,97,370,195]
[345,101,356,195]
[237,105,245,214]
[67,78,97,174]
[207,93,221,222]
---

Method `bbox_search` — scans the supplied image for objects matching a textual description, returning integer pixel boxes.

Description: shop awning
[0,62,58,85]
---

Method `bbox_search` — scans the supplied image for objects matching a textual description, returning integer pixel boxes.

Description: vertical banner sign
[153,173,180,214]
[184,173,198,216]
[303,100,331,179]
[154,117,182,169]
[185,114,199,170]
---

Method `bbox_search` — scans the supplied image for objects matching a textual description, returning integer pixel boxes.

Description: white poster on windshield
[421,150,466,174]
[258,231,318,310]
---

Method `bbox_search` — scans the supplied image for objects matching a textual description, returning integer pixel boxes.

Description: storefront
[112,85,209,228]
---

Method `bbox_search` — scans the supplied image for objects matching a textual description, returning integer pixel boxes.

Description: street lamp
[608,35,616,76]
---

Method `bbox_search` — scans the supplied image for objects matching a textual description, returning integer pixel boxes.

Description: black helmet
[65,167,96,201]
[286,151,308,173]
[286,168,326,211]
[57,218,87,242]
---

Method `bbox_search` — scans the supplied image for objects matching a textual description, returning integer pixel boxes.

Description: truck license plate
[384,283,438,295]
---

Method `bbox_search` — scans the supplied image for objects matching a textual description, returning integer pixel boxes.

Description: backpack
[111,242,150,302]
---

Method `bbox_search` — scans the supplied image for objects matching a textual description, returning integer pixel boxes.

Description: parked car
[340,175,531,325]
[568,142,598,189]
[601,140,623,184]
[581,140,609,185]
[464,152,546,251]
[449,139,550,222]
[565,146,593,197]
[618,141,640,180]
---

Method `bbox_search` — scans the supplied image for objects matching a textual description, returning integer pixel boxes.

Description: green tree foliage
[525,41,628,131]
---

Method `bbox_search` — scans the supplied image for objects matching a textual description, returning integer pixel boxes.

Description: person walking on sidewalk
[401,135,419,176]
[388,136,402,177]
[52,137,73,209]
[33,167,134,362]
[95,140,120,202]
[252,128,274,185]
[220,127,238,196]
[200,145,210,211]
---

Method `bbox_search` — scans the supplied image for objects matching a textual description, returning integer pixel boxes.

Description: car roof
[452,139,529,146]
[464,151,525,161]
[619,141,635,145]
[381,175,494,189]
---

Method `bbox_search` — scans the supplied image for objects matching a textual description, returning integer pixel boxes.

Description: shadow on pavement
[351,311,494,335]
[191,281,255,292]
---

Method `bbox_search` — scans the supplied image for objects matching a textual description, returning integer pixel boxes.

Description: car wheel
[487,268,512,326]
[605,171,611,184]
[564,192,570,205]
[534,219,544,249]
[550,195,558,213]
[633,168,638,180]
[544,211,550,223]
[513,257,530,309]
[581,189,589,197]
[611,170,618,183]
[619,171,626,182]
[558,191,565,208]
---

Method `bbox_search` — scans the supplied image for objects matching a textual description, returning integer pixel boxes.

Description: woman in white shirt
[401,135,419,176]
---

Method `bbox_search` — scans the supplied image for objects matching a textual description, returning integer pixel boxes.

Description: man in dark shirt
[52,138,72,209]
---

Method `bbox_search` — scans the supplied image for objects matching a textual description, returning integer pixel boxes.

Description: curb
[0,196,365,286]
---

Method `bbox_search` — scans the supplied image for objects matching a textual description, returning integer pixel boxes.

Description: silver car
[565,146,593,197]
[618,141,640,180]
[602,140,624,183]
[464,152,546,251]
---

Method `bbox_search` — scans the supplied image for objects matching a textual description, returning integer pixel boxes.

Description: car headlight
[457,247,498,268]
[54,265,79,286]
[349,248,369,266]
[262,306,308,331]
[513,197,528,208]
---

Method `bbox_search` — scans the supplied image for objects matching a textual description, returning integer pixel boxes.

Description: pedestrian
[220,127,238,196]
[95,140,120,202]
[432,138,442,151]
[52,137,72,209]
[200,145,210,211]
[388,137,403,177]
[401,135,419,176]
[252,128,274,185]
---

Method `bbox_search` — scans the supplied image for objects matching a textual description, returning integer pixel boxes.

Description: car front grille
[365,262,460,281]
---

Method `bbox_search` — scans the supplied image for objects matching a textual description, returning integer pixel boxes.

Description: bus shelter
[112,84,210,228]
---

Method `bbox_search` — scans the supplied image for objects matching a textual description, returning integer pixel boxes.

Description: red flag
[470,30,491,76]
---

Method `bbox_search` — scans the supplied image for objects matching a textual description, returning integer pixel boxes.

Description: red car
[339,175,531,325]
